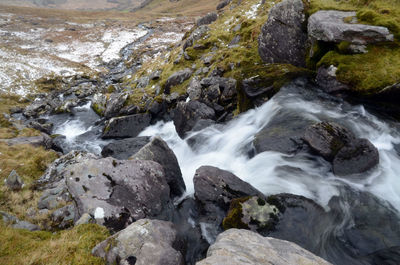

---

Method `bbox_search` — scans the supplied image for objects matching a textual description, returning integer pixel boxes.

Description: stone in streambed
[101,136,151,160]
[102,113,151,139]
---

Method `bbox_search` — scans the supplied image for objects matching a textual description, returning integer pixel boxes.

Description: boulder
[0,134,53,149]
[173,100,216,138]
[0,211,40,231]
[104,93,128,119]
[164,68,193,94]
[333,138,379,176]
[200,76,237,102]
[102,113,151,139]
[5,170,24,191]
[308,11,394,45]
[216,0,231,10]
[303,122,355,161]
[23,100,48,118]
[101,136,151,160]
[51,204,76,229]
[316,66,349,93]
[28,120,53,135]
[258,0,307,67]
[130,137,186,198]
[197,229,332,265]
[91,93,107,116]
[187,76,203,101]
[183,25,209,51]
[197,12,218,26]
[92,219,184,265]
[254,112,312,155]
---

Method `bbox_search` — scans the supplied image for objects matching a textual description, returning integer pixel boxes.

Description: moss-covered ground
[307,0,400,94]
[0,223,109,265]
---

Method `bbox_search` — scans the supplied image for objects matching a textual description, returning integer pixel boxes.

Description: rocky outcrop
[308,11,394,45]
[102,113,151,139]
[103,93,128,119]
[92,219,184,265]
[130,137,186,198]
[303,122,379,175]
[258,0,307,67]
[164,68,193,94]
[197,229,332,265]
[173,100,216,138]
[197,13,218,26]
[101,136,151,160]
[183,25,209,51]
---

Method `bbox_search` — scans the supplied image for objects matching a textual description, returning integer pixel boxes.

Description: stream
[43,78,400,265]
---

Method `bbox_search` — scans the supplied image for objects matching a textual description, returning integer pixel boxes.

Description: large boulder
[303,122,355,161]
[130,137,186,198]
[258,0,307,67]
[101,136,151,160]
[103,93,128,119]
[196,229,332,265]
[197,12,218,26]
[164,68,193,94]
[308,11,394,45]
[333,138,379,176]
[102,113,151,139]
[92,219,184,265]
[173,100,216,138]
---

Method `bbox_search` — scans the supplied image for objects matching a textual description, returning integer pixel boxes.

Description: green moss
[0,223,109,265]
[91,103,105,117]
[222,197,251,230]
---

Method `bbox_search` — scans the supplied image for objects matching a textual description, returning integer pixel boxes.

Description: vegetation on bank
[307,0,400,93]
[0,223,109,265]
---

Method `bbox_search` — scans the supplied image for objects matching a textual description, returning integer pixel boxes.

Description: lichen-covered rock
[196,229,332,265]
[130,137,186,198]
[101,136,151,160]
[164,68,193,94]
[173,100,216,138]
[258,0,307,67]
[92,219,184,265]
[187,76,203,101]
[333,138,379,176]
[303,122,355,161]
[200,76,237,103]
[308,10,394,45]
[5,170,24,191]
[104,93,128,119]
[102,113,151,139]
[197,12,218,26]
[183,25,209,51]
[91,93,107,116]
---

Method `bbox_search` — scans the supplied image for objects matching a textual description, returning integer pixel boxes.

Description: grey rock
[183,25,209,51]
[51,204,76,229]
[92,219,183,265]
[303,122,355,161]
[242,76,275,98]
[308,10,394,45]
[316,66,349,93]
[12,220,40,231]
[232,23,241,32]
[187,77,203,101]
[75,213,93,225]
[130,137,186,198]
[173,100,216,138]
[258,0,307,67]
[28,121,53,134]
[102,113,151,139]
[38,181,70,210]
[23,100,48,118]
[197,229,332,265]
[5,170,24,191]
[333,138,379,176]
[104,93,128,119]
[216,0,231,10]
[149,70,162,80]
[136,76,150,89]
[197,12,218,26]
[228,35,240,47]
[164,68,193,94]
[202,55,214,66]
[0,134,53,149]
[101,136,151,160]
[91,93,107,116]
[200,76,237,102]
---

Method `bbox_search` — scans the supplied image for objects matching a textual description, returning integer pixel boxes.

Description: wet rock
[104,93,128,119]
[64,158,172,231]
[173,100,216,138]
[164,68,193,94]
[130,137,186,198]
[101,136,151,160]
[222,196,280,232]
[216,0,231,10]
[363,246,400,265]
[197,12,218,26]
[5,170,24,191]
[308,11,394,45]
[92,219,184,265]
[28,120,53,135]
[303,122,355,161]
[333,138,379,176]
[258,0,307,67]
[200,76,237,102]
[183,25,209,51]
[194,166,264,233]
[197,229,332,265]
[23,100,48,118]
[102,113,151,139]
[242,76,275,98]
[254,112,312,155]
[316,66,349,93]
[376,83,400,103]
[91,93,107,116]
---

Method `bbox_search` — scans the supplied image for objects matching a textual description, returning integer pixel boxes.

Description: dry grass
[0,223,109,265]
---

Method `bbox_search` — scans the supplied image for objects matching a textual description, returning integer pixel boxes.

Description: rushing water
[48,79,400,264]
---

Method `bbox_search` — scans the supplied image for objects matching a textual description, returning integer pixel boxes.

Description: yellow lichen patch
[0,223,109,265]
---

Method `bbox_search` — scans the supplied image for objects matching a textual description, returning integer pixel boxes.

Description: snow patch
[94,207,105,219]
[245,2,261,19]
